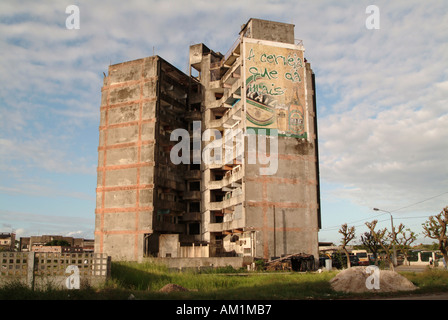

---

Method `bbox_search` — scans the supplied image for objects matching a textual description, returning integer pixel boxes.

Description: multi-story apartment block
[95,19,321,262]
[19,235,94,252]
[0,232,16,251]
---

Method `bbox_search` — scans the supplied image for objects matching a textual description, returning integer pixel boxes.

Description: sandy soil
[330,266,417,293]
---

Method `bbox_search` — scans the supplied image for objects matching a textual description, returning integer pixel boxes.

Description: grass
[1,262,447,300]
[108,261,343,299]
[399,268,448,294]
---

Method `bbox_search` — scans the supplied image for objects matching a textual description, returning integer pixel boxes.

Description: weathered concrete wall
[96,56,193,261]
[143,256,253,270]
[244,137,319,260]
[243,49,319,261]
[189,19,319,262]
[159,234,179,257]
[95,57,159,261]
[242,19,295,44]
[0,252,110,290]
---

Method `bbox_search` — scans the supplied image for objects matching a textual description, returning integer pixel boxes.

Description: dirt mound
[330,266,417,293]
[159,284,189,293]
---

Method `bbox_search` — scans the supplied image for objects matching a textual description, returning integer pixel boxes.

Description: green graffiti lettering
[247,48,255,61]
[275,55,286,65]
[287,54,303,68]
[257,52,302,68]
[260,53,287,65]
[249,66,278,81]
[247,82,285,96]
[260,53,267,63]
[285,70,301,83]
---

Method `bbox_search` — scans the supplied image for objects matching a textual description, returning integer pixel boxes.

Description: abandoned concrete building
[95,18,321,264]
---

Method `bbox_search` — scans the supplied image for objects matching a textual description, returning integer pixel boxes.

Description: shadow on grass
[0,279,102,300]
[110,262,173,291]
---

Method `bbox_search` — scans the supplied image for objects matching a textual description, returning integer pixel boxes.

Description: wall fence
[0,251,111,290]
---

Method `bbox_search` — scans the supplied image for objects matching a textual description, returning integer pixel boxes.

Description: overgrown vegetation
[44,240,71,247]
[0,262,447,300]
[400,268,448,294]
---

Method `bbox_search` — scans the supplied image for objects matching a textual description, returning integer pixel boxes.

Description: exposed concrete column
[27,251,35,290]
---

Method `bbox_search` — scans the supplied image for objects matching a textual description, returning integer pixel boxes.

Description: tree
[361,231,380,265]
[396,227,417,266]
[45,240,71,247]
[339,223,355,268]
[422,206,448,268]
[365,220,403,271]
[389,222,405,267]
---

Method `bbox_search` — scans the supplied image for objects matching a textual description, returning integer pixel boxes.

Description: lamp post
[373,208,397,266]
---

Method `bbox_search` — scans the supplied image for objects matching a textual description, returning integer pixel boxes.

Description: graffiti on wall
[244,42,307,138]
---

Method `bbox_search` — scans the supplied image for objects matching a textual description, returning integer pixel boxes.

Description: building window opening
[189,181,200,191]
[190,202,200,212]
[189,223,200,235]
[190,163,200,171]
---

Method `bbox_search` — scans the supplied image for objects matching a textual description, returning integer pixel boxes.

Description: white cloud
[0,0,447,239]
[0,209,94,238]
[308,1,448,217]
[0,136,96,175]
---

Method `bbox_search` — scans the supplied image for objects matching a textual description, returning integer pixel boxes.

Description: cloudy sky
[1,0,447,245]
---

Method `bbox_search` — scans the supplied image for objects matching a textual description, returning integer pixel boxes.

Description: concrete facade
[0,232,15,251]
[19,235,94,252]
[95,18,321,263]
[95,56,201,261]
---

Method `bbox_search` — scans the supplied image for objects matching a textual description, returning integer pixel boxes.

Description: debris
[265,253,315,271]
[329,266,417,293]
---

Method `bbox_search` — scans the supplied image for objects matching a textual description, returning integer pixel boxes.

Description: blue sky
[1,0,447,245]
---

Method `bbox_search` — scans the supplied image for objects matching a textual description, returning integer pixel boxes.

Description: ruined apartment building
[95,18,321,262]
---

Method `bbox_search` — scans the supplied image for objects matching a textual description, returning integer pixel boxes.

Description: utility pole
[373,208,397,266]
[273,205,276,259]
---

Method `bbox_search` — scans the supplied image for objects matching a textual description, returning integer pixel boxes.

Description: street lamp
[373,208,397,266]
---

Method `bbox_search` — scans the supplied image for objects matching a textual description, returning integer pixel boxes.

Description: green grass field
[1,262,447,300]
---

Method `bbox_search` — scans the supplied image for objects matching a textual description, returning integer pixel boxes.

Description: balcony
[209,165,243,190]
[209,79,223,92]
[185,110,202,121]
[208,219,244,233]
[158,199,186,213]
[210,194,243,211]
[156,175,185,191]
[223,87,242,108]
[184,170,201,180]
[209,100,242,130]
[183,191,201,201]
[222,37,241,68]
[153,220,185,234]
[222,64,241,87]
[207,83,241,110]
[181,212,201,222]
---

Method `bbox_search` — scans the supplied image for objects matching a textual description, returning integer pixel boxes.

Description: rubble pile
[159,283,189,292]
[265,253,315,271]
[330,266,417,293]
